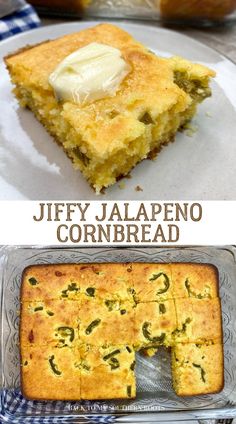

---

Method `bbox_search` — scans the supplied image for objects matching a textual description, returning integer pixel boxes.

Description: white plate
[0,21,236,200]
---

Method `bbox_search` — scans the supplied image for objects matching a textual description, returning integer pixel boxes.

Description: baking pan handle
[216,420,234,424]
[198,420,234,424]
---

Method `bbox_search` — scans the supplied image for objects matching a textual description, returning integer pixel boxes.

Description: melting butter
[49,42,130,105]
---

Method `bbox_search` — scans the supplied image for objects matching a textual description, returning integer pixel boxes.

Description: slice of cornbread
[20,300,80,346]
[80,344,136,399]
[174,298,222,344]
[21,345,81,400]
[133,300,177,349]
[79,298,135,346]
[171,263,218,299]
[128,263,173,303]
[171,342,224,396]
[5,24,215,193]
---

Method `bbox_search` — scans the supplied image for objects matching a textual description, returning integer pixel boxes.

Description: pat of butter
[49,42,131,105]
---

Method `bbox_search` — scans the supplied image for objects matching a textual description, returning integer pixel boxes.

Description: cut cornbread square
[80,344,136,399]
[20,300,80,347]
[128,263,173,303]
[21,264,81,301]
[171,342,224,396]
[133,300,177,349]
[171,263,219,299]
[174,298,222,344]
[21,345,81,400]
[78,263,134,303]
[5,23,215,193]
[79,297,135,346]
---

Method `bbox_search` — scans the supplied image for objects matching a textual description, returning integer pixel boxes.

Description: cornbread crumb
[118,182,126,190]
[142,347,158,357]
[183,122,198,137]
[135,185,143,192]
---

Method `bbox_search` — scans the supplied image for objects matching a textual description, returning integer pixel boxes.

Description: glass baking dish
[0,245,236,423]
[28,0,236,26]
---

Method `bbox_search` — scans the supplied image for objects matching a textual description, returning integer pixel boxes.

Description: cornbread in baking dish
[20,262,223,400]
[5,24,215,193]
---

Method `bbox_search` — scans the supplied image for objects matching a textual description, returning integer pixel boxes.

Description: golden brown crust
[4,41,51,63]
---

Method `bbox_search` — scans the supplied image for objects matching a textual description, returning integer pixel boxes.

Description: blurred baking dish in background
[28,0,236,25]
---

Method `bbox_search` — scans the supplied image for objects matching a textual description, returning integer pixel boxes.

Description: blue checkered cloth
[1,389,116,423]
[0,1,40,41]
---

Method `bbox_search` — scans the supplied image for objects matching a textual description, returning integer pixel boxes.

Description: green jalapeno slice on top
[57,326,75,342]
[86,287,95,297]
[192,363,206,382]
[28,277,38,286]
[85,319,101,335]
[49,355,61,376]
[142,322,166,343]
[149,272,170,295]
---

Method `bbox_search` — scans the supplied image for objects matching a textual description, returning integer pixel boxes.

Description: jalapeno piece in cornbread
[21,346,81,400]
[174,298,222,344]
[170,263,219,299]
[20,300,80,347]
[80,344,136,399]
[128,263,173,303]
[133,300,177,349]
[171,342,224,396]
